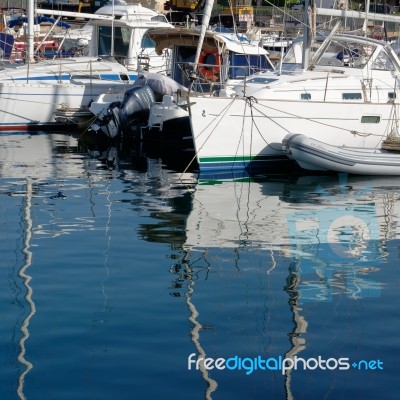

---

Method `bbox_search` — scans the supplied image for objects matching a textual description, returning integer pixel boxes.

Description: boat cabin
[146,27,275,92]
[85,6,174,72]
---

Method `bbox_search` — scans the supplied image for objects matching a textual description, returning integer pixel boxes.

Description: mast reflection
[283,260,308,400]
[17,179,36,400]
[184,258,218,399]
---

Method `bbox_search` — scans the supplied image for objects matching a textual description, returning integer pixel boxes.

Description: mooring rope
[244,96,386,139]
[180,96,237,177]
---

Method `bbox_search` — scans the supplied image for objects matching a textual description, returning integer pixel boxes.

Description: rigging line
[246,97,382,138]
[222,0,264,66]
[244,95,292,152]
[180,96,237,177]
[77,114,101,139]
[262,0,318,32]
[231,95,253,166]
[247,96,255,161]
[227,0,239,37]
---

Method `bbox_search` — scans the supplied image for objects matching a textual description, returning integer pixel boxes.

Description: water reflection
[284,262,307,400]
[17,179,36,400]
[168,174,400,398]
[0,133,81,180]
[184,174,397,301]
[1,133,398,399]
[184,258,218,399]
[1,132,199,397]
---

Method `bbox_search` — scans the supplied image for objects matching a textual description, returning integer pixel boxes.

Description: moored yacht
[0,1,174,131]
[187,32,400,177]
[89,26,275,142]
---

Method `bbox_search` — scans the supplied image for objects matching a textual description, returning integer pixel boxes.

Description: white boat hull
[185,33,400,177]
[0,0,174,131]
[0,79,135,131]
[282,133,400,175]
[189,95,397,175]
[0,82,90,131]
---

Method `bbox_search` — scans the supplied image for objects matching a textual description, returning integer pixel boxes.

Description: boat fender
[118,86,156,134]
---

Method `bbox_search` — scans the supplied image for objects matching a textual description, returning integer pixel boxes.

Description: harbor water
[0,132,398,399]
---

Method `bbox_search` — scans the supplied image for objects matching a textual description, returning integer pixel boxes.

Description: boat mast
[193,0,214,72]
[27,0,35,64]
[111,0,115,56]
[363,0,371,35]
[302,0,312,70]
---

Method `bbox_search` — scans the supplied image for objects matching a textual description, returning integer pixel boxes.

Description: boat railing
[173,60,271,95]
[106,52,171,75]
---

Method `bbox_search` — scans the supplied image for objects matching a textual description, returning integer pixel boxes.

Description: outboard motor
[90,101,122,140]
[118,86,156,136]
[104,101,123,139]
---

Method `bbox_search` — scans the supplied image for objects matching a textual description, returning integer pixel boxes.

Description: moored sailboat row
[5,1,400,177]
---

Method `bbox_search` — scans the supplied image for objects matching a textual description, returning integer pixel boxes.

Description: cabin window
[301,93,311,100]
[71,74,101,80]
[97,26,130,59]
[388,92,396,100]
[361,116,380,123]
[229,53,272,79]
[141,35,156,49]
[151,15,168,23]
[342,93,362,100]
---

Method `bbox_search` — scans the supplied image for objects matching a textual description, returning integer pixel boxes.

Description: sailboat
[0,1,174,131]
[88,0,275,141]
[182,1,400,177]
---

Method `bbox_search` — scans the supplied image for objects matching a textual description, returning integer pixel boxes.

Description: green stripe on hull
[198,155,271,163]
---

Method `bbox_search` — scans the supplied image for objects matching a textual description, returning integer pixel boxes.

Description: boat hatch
[246,77,278,84]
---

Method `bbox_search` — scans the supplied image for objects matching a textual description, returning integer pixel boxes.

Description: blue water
[0,132,399,399]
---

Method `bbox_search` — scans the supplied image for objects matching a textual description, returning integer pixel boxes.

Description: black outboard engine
[90,100,122,140]
[118,86,156,136]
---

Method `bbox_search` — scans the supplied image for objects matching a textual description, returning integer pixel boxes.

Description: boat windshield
[141,33,156,49]
[371,49,396,71]
[97,26,131,59]
[314,38,376,69]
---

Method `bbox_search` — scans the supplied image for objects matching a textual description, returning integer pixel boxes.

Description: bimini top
[8,16,71,29]
[147,27,269,56]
